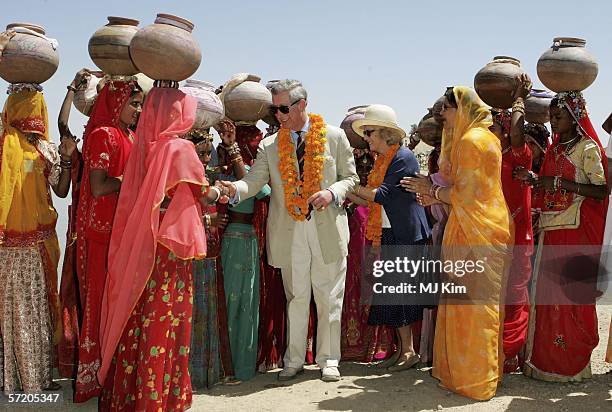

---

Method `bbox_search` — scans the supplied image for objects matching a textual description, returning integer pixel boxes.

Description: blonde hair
[376,127,403,146]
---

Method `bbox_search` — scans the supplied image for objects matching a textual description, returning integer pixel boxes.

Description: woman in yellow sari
[402,86,513,400]
[0,86,75,392]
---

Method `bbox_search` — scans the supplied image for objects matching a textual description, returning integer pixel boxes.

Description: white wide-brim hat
[352,104,406,139]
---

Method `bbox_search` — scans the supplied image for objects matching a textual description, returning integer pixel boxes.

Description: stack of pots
[0,23,59,84]
[129,14,201,82]
[261,79,280,127]
[340,105,369,149]
[417,109,443,148]
[222,74,272,124]
[180,80,225,130]
[88,17,140,75]
[474,56,526,109]
[537,37,598,93]
[525,89,555,124]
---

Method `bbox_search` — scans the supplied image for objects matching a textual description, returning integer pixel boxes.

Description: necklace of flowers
[278,113,327,221]
[365,144,400,246]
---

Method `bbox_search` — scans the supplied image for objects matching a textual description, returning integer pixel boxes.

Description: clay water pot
[73,74,102,116]
[525,89,554,124]
[88,16,139,75]
[474,56,525,109]
[417,111,443,147]
[129,14,201,81]
[261,79,280,127]
[537,37,598,93]
[223,75,272,124]
[340,105,369,149]
[0,23,59,84]
[180,80,225,129]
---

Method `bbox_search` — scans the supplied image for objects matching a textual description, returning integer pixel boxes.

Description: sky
[2,0,611,254]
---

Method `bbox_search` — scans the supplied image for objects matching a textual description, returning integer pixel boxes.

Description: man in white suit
[222,79,358,381]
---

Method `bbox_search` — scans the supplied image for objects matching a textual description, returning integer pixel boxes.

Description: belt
[228,210,254,225]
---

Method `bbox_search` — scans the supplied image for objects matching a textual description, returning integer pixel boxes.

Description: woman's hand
[209,212,229,229]
[416,193,439,207]
[513,73,532,101]
[533,175,555,191]
[513,166,537,185]
[58,135,78,160]
[400,174,432,194]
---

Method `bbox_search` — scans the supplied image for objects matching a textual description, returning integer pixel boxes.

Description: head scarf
[0,90,50,238]
[491,109,512,137]
[82,80,137,145]
[236,125,263,166]
[438,86,493,182]
[549,91,608,179]
[98,87,206,384]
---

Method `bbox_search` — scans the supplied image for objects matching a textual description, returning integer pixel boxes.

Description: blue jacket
[374,147,431,244]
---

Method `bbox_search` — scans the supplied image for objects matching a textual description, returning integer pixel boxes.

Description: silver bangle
[210,186,221,202]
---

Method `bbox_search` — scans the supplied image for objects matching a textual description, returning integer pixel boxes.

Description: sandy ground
[3,306,610,412]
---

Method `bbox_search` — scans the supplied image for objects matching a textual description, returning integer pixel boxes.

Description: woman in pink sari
[97,86,225,411]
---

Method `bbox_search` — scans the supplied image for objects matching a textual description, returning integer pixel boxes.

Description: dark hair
[523,123,550,149]
[131,82,144,96]
[444,87,457,108]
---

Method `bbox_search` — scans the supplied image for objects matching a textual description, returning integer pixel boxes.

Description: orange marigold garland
[278,113,327,221]
[365,144,400,246]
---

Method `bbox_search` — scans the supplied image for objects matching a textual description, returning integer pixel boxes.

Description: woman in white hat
[350,104,431,371]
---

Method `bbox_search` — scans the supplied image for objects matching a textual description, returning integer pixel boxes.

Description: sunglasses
[363,129,376,137]
[270,99,301,115]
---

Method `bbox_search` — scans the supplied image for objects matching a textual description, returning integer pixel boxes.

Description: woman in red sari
[98,85,225,411]
[519,91,608,382]
[489,75,534,373]
[74,78,143,402]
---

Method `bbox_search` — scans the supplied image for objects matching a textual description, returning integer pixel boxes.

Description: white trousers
[281,217,347,369]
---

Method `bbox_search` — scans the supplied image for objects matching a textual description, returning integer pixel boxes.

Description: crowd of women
[1,43,612,412]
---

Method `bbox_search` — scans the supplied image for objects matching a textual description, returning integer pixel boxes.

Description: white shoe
[278,366,304,381]
[321,366,341,382]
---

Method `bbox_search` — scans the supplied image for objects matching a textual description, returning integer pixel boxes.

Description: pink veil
[97,87,207,383]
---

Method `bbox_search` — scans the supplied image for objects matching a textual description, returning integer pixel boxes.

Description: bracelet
[429,184,440,198]
[553,176,561,191]
[512,98,525,114]
[209,186,221,202]
[434,186,443,201]
[67,85,77,92]
[230,154,243,163]
[203,214,212,227]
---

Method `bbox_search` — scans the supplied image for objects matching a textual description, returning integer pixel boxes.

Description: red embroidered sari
[98,88,205,411]
[525,93,608,381]
[500,144,534,371]
[74,81,136,402]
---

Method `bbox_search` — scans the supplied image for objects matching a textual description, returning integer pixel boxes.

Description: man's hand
[307,190,333,211]
[219,180,237,198]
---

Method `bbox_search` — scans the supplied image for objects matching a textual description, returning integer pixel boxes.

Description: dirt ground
[4,307,610,412]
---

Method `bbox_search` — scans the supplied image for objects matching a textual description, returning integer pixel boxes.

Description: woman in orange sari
[0,85,75,392]
[403,86,512,400]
